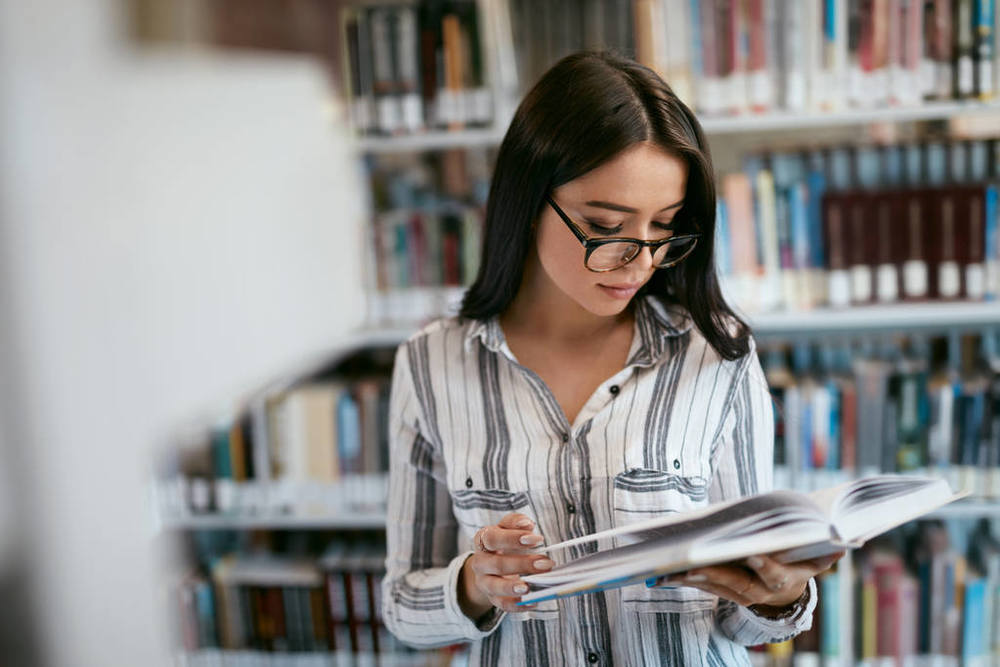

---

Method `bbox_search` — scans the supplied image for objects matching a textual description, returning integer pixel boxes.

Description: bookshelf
[351,98,1000,155]
[136,0,1000,664]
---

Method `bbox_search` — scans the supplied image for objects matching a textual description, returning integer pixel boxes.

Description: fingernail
[685,574,707,582]
[747,556,764,568]
[513,583,528,594]
[533,558,554,570]
[520,534,544,546]
[515,518,534,529]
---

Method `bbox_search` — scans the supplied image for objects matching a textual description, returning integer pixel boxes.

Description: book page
[540,489,824,554]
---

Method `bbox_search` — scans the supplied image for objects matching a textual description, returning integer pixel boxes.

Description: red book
[873,551,908,658]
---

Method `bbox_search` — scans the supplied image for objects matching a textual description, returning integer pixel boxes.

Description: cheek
[536,223,590,285]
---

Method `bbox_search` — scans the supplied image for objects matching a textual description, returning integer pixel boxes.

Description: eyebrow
[584,199,684,214]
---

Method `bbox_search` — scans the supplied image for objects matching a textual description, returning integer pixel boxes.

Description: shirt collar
[463,295,692,368]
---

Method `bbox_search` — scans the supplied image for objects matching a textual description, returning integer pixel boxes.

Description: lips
[597,281,643,300]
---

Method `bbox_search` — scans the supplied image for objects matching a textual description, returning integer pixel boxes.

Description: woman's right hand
[458,512,555,619]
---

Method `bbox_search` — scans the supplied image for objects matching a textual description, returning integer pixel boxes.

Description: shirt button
[609,384,620,396]
[567,504,576,514]
[587,652,599,663]
[465,477,474,488]
[673,459,681,470]
[561,432,570,443]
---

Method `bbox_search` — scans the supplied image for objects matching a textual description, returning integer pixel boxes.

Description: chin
[576,290,636,317]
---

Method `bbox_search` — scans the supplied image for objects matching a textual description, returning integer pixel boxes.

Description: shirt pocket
[611,467,717,613]
[449,487,535,537]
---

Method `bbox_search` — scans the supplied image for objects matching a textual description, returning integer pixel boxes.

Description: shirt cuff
[726,577,817,645]
[445,550,508,640]
[739,577,816,642]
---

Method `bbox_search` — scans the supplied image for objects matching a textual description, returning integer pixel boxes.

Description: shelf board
[362,298,1000,341]
[748,301,1000,337]
[159,512,386,531]
[348,100,1000,153]
[157,499,1000,531]
[353,126,505,154]
[699,99,1000,134]
[925,501,1000,520]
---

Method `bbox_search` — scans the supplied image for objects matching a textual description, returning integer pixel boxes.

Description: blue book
[715,199,732,277]
[820,570,840,658]
[962,577,987,660]
[985,185,997,299]
[337,390,362,475]
[806,169,827,271]
[194,578,218,648]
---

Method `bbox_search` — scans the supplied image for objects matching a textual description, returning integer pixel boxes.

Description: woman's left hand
[650,551,844,613]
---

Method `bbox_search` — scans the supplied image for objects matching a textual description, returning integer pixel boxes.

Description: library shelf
[747,300,1000,338]
[175,649,449,667]
[349,100,1000,154]
[158,512,387,532]
[155,500,997,533]
[362,299,1000,344]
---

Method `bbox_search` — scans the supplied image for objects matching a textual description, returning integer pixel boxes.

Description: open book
[519,474,966,605]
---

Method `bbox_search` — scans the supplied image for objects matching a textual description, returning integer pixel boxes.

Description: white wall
[0,1,367,664]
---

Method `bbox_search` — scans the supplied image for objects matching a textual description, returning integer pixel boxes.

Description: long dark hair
[459,50,750,361]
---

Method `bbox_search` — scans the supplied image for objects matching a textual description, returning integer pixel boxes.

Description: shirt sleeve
[708,339,817,645]
[380,340,504,648]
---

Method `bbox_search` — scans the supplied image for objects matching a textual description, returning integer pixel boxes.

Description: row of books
[768,519,1000,664]
[635,0,1000,117]
[157,369,394,517]
[765,333,1000,499]
[372,203,483,293]
[167,539,464,662]
[717,139,1000,313]
[503,0,1000,123]
[341,0,495,136]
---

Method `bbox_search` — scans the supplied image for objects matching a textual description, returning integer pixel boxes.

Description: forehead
[558,142,688,206]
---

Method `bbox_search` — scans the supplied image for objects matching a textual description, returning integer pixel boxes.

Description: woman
[381,51,840,665]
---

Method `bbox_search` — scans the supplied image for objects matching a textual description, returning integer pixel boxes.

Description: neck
[501,251,634,343]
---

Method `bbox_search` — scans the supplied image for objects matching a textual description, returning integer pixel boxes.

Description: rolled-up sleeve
[381,341,503,648]
[708,340,817,645]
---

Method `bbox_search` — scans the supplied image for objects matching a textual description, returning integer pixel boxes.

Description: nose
[630,244,655,271]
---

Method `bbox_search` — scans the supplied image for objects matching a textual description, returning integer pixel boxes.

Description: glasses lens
[652,237,698,267]
[587,242,641,271]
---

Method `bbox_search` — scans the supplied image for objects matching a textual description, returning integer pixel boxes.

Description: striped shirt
[382,295,816,666]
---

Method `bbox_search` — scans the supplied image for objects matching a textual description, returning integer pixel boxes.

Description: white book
[519,475,965,604]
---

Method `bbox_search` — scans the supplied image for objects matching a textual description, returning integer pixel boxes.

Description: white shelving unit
[363,296,1000,342]
[159,512,387,532]
[349,99,1000,154]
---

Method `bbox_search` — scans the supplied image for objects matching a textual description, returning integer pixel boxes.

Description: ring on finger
[474,527,492,553]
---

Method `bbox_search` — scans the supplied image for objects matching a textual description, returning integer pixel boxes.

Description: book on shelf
[167,539,465,659]
[517,474,965,605]
[340,0,492,137]
[714,137,1000,316]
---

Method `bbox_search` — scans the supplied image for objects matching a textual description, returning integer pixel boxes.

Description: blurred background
[3,0,1000,665]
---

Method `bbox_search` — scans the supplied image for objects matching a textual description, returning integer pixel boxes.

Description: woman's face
[534,141,690,318]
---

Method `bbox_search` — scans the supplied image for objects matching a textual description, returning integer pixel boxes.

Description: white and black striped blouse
[382,295,816,666]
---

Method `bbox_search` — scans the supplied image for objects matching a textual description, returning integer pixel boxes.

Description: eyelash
[586,220,674,235]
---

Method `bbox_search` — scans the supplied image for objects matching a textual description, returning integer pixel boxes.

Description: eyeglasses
[544,195,701,273]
